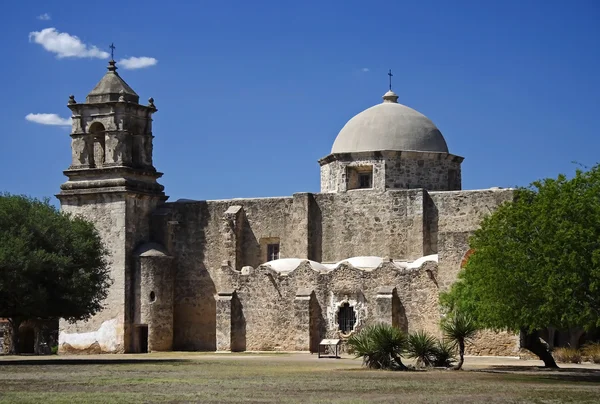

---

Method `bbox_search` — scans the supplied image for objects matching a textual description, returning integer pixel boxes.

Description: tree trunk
[453,340,465,370]
[392,353,409,371]
[8,318,21,355]
[520,328,558,368]
[568,328,585,349]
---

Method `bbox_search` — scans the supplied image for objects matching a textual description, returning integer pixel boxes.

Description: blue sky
[1,0,598,203]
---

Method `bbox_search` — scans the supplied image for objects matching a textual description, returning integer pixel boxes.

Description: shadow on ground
[0,358,191,366]
[476,365,600,383]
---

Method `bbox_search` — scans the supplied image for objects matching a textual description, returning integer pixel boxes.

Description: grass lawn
[0,354,599,403]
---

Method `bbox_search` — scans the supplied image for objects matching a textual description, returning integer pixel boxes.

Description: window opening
[358,172,372,188]
[267,243,280,261]
[88,122,106,167]
[337,303,356,334]
[347,166,373,190]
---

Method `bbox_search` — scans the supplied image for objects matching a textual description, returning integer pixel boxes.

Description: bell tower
[57,59,167,353]
[60,59,164,195]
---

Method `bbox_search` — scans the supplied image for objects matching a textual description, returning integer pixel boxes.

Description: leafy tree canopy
[0,194,111,352]
[442,164,600,365]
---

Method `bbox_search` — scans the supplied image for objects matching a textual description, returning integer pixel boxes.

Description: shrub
[432,339,456,368]
[552,347,581,363]
[441,311,478,370]
[407,331,438,367]
[582,342,600,364]
[51,345,59,355]
[347,323,409,370]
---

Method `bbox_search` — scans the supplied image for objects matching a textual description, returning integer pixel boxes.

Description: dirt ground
[1,353,599,403]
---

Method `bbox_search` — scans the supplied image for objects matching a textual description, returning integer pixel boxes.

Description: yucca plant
[432,339,456,368]
[407,331,438,367]
[582,342,600,364]
[441,311,478,370]
[347,323,409,370]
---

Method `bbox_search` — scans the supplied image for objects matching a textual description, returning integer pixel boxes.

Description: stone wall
[384,152,462,191]
[160,197,297,350]
[466,330,520,356]
[127,186,518,355]
[0,320,9,353]
[58,195,128,354]
[216,259,441,351]
[319,151,463,193]
[314,190,428,262]
[58,193,162,354]
[214,258,520,356]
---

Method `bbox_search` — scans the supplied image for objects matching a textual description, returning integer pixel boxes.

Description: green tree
[0,194,111,354]
[442,164,600,368]
[441,311,478,370]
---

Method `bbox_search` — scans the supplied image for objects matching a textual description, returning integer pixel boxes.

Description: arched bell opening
[88,122,106,167]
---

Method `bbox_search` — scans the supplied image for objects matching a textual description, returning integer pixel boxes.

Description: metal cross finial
[109,43,116,61]
[388,69,393,91]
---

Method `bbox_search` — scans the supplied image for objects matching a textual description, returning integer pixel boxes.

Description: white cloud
[37,13,51,21]
[26,113,72,126]
[118,56,158,70]
[361,67,370,72]
[28,28,109,59]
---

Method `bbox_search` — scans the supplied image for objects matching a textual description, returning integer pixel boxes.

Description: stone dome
[331,90,449,154]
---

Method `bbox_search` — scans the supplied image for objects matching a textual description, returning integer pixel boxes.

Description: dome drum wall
[319,150,463,193]
[320,156,386,193]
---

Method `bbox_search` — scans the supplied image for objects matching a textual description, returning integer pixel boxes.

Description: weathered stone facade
[56,62,520,356]
[143,187,512,352]
[319,150,463,193]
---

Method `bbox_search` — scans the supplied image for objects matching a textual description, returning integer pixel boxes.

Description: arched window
[337,303,356,334]
[88,122,106,167]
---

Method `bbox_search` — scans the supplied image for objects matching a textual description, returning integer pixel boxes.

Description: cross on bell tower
[388,69,393,91]
[109,43,116,60]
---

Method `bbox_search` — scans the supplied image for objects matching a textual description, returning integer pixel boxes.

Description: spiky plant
[441,311,478,370]
[407,331,438,367]
[432,339,456,368]
[347,323,409,370]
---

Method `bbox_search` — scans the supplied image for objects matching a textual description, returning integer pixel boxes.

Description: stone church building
[57,61,518,355]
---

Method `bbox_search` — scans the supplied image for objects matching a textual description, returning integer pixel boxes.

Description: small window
[267,243,280,261]
[337,303,357,334]
[347,166,373,190]
[358,173,372,189]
